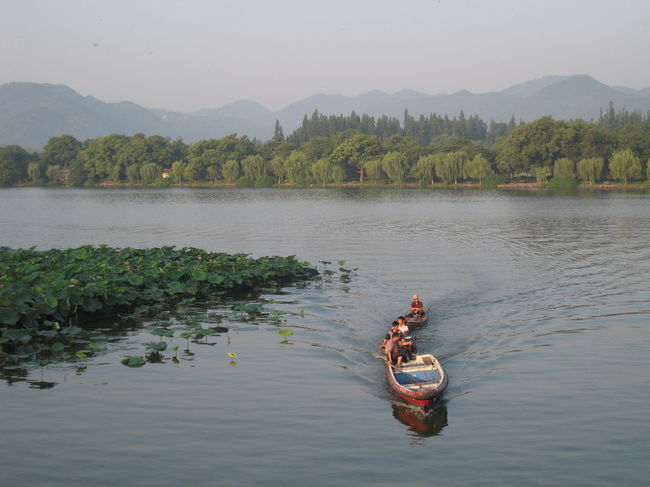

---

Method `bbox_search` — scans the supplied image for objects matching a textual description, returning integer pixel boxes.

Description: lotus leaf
[144,341,168,352]
[121,356,146,367]
[152,328,174,338]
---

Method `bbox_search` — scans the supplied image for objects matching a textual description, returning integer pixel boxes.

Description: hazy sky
[2,0,649,112]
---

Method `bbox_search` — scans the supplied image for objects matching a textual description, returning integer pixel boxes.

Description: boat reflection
[391,401,448,438]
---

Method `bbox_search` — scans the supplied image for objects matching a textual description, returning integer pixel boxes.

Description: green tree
[302,136,334,160]
[46,164,62,183]
[495,117,562,175]
[41,135,82,168]
[410,155,437,185]
[532,166,551,184]
[617,124,650,162]
[0,145,32,186]
[609,149,642,184]
[382,135,421,166]
[272,120,285,142]
[67,159,87,186]
[284,151,312,185]
[381,151,409,184]
[435,151,466,185]
[311,158,335,184]
[27,161,41,182]
[330,133,382,182]
[241,155,268,183]
[464,154,493,184]
[553,157,574,180]
[108,164,122,183]
[363,158,384,183]
[576,157,604,185]
[207,165,220,182]
[126,164,140,184]
[140,162,160,184]
[270,156,286,184]
[331,165,346,184]
[170,161,186,184]
[80,134,129,180]
[222,160,240,183]
[183,160,202,183]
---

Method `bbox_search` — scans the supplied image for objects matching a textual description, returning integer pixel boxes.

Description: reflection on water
[391,402,448,438]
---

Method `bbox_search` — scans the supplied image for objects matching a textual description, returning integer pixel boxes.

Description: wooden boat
[405,311,427,328]
[386,353,448,408]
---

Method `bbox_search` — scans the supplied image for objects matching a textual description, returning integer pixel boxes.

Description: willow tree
[222,160,240,183]
[284,151,312,185]
[171,161,186,184]
[382,152,409,185]
[435,151,466,185]
[311,158,334,184]
[609,149,642,184]
[553,157,575,180]
[464,154,493,184]
[410,155,437,185]
[576,157,604,185]
[363,158,384,183]
[140,162,160,184]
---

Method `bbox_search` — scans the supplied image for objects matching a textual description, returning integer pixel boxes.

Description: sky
[2,0,650,112]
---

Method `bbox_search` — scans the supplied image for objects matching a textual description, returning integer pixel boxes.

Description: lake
[1,187,649,486]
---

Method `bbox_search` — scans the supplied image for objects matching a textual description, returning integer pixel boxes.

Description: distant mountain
[501,75,570,98]
[0,83,173,150]
[2,76,650,150]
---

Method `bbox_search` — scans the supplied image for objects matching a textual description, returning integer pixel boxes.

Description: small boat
[386,353,448,408]
[405,312,427,328]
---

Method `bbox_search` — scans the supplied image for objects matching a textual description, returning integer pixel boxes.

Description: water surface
[1,187,649,486]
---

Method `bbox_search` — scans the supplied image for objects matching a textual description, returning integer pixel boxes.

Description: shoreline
[9,180,650,191]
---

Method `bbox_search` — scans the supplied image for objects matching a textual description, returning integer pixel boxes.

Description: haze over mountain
[2,75,650,150]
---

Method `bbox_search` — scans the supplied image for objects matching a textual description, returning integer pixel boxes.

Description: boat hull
[405,312,427,328]
[386,353,448,408]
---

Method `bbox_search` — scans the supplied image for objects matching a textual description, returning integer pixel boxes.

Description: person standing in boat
[408,294,424,318]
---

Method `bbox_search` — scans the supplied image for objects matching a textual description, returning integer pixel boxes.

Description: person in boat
[407,294,425,319]
[397,316,409,336]
[396,316,416,359]
[385,332,409,367]
[380,321,403,349]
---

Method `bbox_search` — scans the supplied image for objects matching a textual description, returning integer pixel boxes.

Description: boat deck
[393,355,442,391]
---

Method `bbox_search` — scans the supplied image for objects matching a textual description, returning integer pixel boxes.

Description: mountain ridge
[2,76,650,150]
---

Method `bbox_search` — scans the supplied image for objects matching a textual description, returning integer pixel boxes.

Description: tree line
[2,105,650,188]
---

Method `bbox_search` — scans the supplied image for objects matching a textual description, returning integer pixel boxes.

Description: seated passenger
[407,294,425,319]
[379,321,402,349]
[397,316,410,336]
[396,316,415,360]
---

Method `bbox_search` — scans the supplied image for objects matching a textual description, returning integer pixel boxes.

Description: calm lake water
[1,187,649,486]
